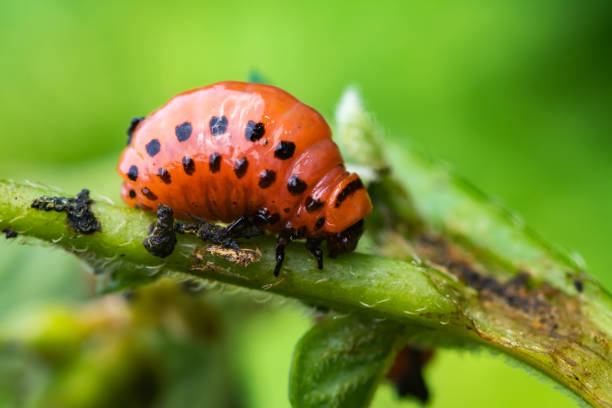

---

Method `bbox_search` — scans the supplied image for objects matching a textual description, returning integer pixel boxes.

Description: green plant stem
[1,177,611,407]
[372,145,612,408]
[333,88,612,406]
[0,180,465,328]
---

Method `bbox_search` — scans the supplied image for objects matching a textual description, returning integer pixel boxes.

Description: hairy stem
[1,171,611,407]
[335,88,612,407]
[0,180,466,328]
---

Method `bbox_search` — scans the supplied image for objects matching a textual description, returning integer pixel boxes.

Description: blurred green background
[0,1,610,407]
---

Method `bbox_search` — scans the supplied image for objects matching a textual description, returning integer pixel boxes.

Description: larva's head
[322,173,372,256]
[326,219,365,257]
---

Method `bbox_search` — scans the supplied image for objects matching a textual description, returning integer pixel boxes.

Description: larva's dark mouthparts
[326,219,364,258]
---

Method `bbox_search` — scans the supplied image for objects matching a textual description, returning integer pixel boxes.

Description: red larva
[117,81,372,274]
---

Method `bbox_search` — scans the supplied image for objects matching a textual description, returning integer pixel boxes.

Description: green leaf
[289,315,402,408]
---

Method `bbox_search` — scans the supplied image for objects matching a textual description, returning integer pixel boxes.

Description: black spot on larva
[315,217,325,230]
[127,165,138,181]
[269,213,280,225]
[182,156,195,175]
[335,178,365,207]
[305,196,324,212]
[175,122,192,142]
[234,157,248,178]
[283,207,290,213]
[274,140,295,160]
[145,139,161,157]
[210,116,228,136]
[129,189,136,198]
[258,169,276,188]
[245,120,265,141]
[253,208,274,226]
[142,187,158,201]
[209,152,221,173]
[287,175,307,194]
[126,117,144,146]
[157,168,171,184]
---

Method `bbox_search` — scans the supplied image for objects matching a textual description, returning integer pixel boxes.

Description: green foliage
[1,84,612,405]
[1,2,612,406]
[0,281,242,408]
[290,316,402,408]
[1,115,611,406]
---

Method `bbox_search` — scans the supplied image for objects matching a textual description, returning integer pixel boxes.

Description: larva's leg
[306,237,324,269]
[175,215,236,248]
[177,216,260,250]
[172,213,264,257]
[274,231,294,277]
[223,216,263,240]
[143,204,177,257]
[274,238,286,277]
[197,223,240,249]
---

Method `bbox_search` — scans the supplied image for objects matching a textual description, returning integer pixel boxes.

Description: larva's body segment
[118,81,371,269]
